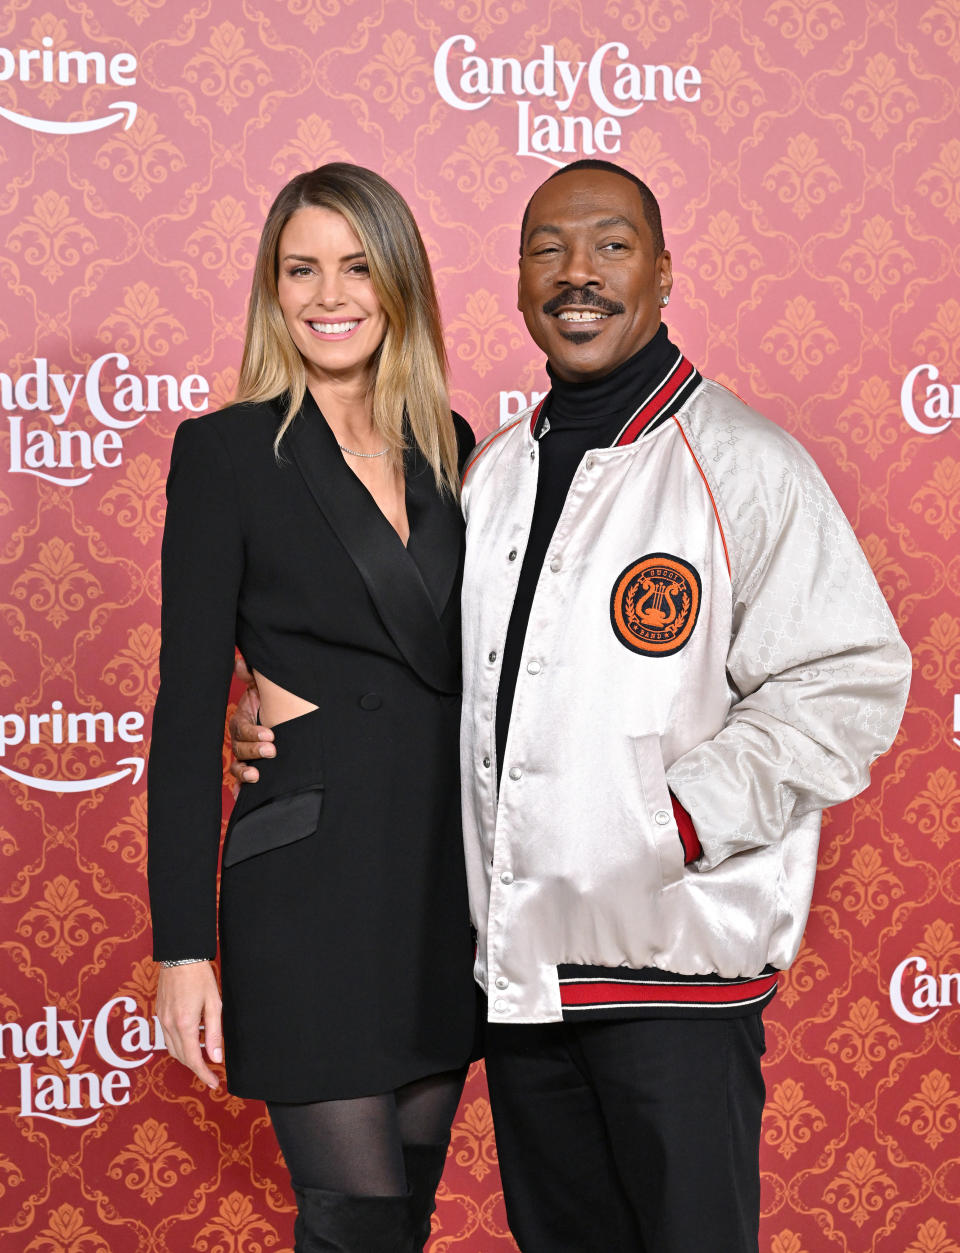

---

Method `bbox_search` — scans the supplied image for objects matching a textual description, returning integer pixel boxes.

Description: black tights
[267,1067,467,1197]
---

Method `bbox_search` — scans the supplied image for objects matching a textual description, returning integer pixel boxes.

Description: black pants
[484,1014,766,1253]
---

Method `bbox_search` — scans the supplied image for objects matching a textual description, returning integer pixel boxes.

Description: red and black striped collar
[529,350,702,447]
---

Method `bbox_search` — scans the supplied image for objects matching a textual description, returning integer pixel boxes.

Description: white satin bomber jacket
[460,370,911,1024]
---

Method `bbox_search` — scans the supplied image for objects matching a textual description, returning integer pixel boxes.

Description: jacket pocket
[631,734,684,890]
[222,787,323,868]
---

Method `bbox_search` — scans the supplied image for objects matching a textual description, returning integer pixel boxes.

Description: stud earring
[660,294,670,307]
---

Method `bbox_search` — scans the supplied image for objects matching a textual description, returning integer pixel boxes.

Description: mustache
[542,288,625,317]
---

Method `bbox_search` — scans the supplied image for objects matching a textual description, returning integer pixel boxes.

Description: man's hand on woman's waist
[228,654,273,784]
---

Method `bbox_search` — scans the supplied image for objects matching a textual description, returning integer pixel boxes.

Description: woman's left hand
[156,961,223,1089]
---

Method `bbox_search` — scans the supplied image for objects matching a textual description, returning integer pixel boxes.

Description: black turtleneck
[495,324,679,779]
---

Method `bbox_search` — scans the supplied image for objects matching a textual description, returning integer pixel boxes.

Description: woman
[148,164,478,1253]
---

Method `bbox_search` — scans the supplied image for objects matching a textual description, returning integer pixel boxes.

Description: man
[231,160,911,1251]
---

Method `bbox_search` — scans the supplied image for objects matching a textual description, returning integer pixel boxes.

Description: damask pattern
[1,1,958,1250]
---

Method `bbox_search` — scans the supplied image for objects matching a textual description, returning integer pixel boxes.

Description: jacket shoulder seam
[670,415,731,578]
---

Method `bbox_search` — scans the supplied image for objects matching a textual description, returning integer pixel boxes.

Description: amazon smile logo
[0,701,145,794]
[0,36,138,135]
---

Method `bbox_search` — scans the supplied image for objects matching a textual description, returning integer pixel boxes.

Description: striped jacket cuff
[670,790,702,864]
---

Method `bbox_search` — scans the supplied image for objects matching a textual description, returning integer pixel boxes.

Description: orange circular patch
[610,553,701,656]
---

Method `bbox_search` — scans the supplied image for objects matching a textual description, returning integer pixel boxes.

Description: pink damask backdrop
[1,1,959,1250]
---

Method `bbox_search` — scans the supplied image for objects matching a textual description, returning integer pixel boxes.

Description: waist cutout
[228,708,325,827]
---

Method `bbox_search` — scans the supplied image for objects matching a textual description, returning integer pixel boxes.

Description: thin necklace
[338,442,389,458]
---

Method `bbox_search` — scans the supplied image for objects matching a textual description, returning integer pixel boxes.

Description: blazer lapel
[404,437,463,619]
[284,394,460,694]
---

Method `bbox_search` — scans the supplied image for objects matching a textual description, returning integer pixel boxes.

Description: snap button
[494,999,506,1012]
[585,456,595,470]
[530,449,535,460]
[526,660,541,675]
[495,976,509,990]
[654,809,671,825]
[500,871,514,885]
[359,693,382,711]
[508,767,522,781]
[488,650,497,663]
[482,756,491,768]
[549,557,562,573]
[508,548,518,561]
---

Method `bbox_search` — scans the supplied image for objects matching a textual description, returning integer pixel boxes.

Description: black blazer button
[359,693,382,711]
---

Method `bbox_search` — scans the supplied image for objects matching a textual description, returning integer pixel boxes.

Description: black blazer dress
[147,392,478,1102]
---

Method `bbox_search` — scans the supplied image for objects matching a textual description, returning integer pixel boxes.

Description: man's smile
[542,288,624,316]
[556,310,611,322]
[542,292,624,341]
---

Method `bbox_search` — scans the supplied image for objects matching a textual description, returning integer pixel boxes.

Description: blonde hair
[235,163,459,496]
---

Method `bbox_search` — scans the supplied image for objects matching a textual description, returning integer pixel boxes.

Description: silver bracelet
[159,957,210,967]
